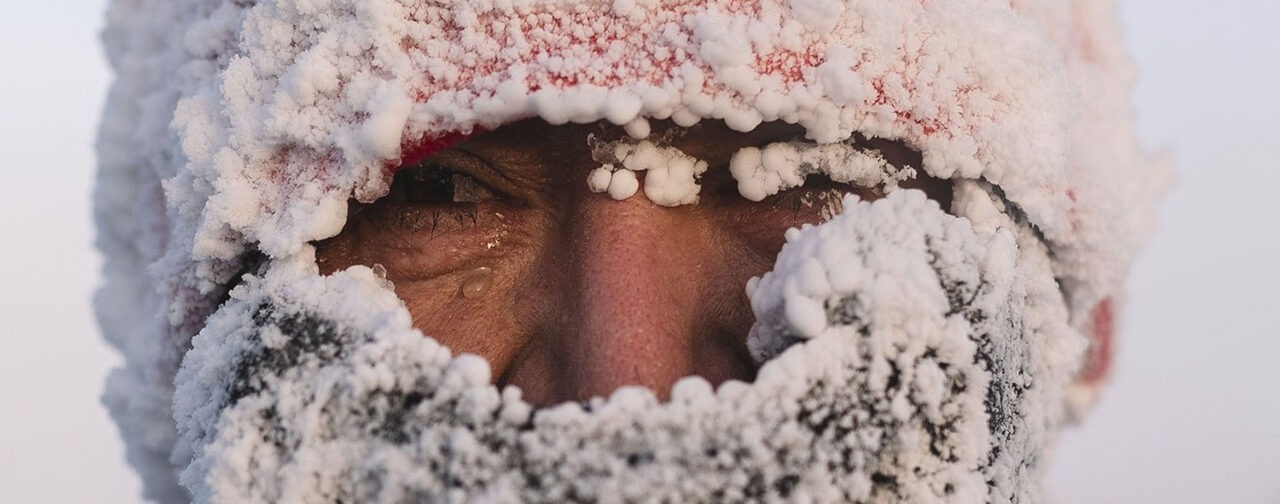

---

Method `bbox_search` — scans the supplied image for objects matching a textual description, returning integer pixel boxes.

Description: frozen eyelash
[729,140,914,203]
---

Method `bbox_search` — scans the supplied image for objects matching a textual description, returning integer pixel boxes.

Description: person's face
[315,119,947,406]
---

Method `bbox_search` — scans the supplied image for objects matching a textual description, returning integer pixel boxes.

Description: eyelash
[393,205,480,234]
[769,174,878,220]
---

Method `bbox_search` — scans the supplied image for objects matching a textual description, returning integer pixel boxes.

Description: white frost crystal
[95,0,1167,502]
[730,140,913,202]
[589,140,710,206]
[606,166,640,200]
[586,166,615,194]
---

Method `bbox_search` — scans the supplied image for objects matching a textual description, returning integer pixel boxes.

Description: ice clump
[730,140,914,202]
[588,139,709,206]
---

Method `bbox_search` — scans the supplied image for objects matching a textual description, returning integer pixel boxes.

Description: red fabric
[395,130,479,173]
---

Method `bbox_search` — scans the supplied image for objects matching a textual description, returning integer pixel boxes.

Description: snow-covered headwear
[95,0,1167,502]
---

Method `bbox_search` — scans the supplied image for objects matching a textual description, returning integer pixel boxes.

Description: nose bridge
[563,191,702,400]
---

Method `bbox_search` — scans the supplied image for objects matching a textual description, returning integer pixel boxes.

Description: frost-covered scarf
[95,0,1166,502]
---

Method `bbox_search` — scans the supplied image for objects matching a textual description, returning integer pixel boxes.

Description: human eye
[390,156,506,207]
[353,154,510,242]
[314,148,531,281]
[769,172,881,219]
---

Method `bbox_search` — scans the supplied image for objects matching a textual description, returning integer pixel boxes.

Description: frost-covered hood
[95,0,1166,502]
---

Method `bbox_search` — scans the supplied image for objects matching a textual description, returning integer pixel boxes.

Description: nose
[550,189,750,402]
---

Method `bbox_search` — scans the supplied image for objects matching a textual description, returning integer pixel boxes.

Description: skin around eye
[312,119,953,406]
[315,152,532,283]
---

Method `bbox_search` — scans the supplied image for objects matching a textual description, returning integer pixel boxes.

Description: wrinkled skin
[316,119,950,405]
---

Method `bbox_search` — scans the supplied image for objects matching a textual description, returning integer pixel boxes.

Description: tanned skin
[317,118,961,405]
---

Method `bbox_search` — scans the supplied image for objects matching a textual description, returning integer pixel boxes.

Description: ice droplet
[461,266,494,299]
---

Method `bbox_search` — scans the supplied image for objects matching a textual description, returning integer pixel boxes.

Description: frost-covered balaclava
[96,0,1167,502]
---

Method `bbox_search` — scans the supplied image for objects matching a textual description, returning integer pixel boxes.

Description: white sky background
[0,0,1274,502]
